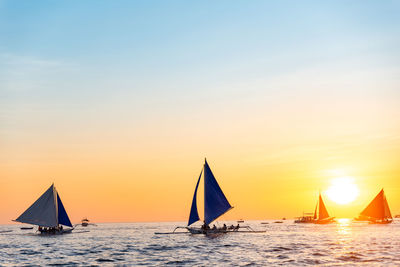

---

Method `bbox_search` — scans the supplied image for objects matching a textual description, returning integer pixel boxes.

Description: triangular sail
[15,184,58,227]
[317,194,330,220]
[383,195,392,219]
[187,170,203,226]
[57,192,73,227]
[360,189,385,220]
[204,160,232,225]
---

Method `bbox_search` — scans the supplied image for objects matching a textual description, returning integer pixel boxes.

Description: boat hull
[186,227,239,235]
[314,217,335,224]
[368,220,393,224]
[39,228,74,235]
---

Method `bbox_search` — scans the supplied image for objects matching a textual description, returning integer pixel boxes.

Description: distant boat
[295,193,334,224]
[20,227,33,230]
[358,189,392,224]
[313,193,335,224]
[155,159,265,235]
[294,212,314,223]
[79,218,96,227]
[14,184,74,234]
[81,218,89,227]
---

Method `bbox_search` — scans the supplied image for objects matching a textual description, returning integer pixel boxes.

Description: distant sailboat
[313,193,335,224]
[358,189,392,224]
[295,193,334,224]
[14,184,74,234]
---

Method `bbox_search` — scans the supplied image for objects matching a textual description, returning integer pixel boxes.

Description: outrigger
[155,159,265,235]
[13,184,74,235]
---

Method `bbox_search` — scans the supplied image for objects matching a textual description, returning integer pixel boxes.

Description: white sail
[15,184,58,227]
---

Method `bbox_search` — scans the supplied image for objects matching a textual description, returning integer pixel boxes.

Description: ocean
[1,220,399,266]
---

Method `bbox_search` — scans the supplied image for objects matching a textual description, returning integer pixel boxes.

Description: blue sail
[57,192,73,227]
[204,160,232,225]
[188,170,203,226]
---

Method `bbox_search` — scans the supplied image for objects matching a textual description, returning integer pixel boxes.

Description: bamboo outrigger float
[155,159,265,235]
[13,184,74,235]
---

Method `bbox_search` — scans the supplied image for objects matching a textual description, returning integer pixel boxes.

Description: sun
[326,176,359,204]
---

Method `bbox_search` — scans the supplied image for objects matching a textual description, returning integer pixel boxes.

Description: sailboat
[14,184,74,234]
[295,193,334,224]
[313,193,335,224]
[358,189,392,224]
[155,159,265,235]
[186,159,234,234]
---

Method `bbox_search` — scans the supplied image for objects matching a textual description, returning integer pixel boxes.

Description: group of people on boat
[38,225,63,233]
[201,223,240,232]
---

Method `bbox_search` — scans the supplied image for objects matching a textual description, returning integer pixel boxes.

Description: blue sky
[1,0,399,137]
[1,0,399,154]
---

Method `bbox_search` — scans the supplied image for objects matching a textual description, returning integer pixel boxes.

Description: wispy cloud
[0,53,73,93]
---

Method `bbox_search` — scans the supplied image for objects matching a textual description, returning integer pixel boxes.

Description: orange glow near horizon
[1,84,399,225]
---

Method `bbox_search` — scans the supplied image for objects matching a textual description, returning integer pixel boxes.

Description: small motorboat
[20,227,33,230]
[81,218,89,227]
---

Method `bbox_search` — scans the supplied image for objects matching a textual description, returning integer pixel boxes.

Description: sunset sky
[1,1,399,224]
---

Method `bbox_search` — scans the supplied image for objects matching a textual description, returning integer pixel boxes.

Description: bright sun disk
[326,176,359,205]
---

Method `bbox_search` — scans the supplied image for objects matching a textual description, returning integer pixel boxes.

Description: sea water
[1,220,400,266]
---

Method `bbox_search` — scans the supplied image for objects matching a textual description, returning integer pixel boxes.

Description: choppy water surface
[1,220,400,266]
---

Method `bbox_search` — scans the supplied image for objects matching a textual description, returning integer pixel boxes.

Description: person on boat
[38,226,42,232]
[229,224,234,230]
[212,225,217,230]
[222,224,227,231]
[235,224,240,230]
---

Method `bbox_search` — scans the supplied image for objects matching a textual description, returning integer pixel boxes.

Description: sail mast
[54,185,59,226]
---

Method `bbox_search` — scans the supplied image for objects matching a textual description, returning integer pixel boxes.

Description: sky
[1,0,399,224]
